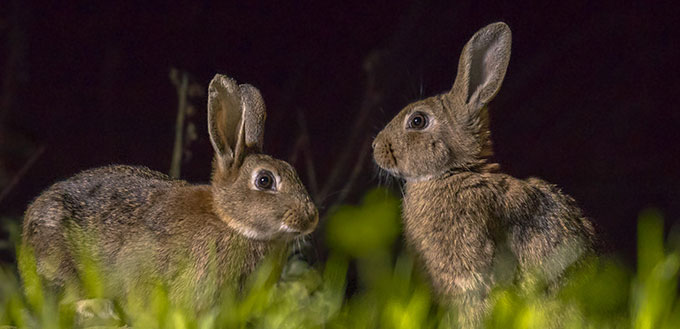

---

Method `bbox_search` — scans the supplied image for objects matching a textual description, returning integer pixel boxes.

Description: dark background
[1,1,678,265]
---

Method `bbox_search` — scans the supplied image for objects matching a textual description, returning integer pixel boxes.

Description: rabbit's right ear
[208,74,266,173]
[448,22,511,109]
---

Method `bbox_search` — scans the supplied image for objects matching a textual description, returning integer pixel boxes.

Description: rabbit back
[23,165,178,285]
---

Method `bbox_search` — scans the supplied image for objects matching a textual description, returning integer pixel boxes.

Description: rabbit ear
[207,74,246,172]
[448,22,511,108]
[238,84,266,152]
[208,75,267,173]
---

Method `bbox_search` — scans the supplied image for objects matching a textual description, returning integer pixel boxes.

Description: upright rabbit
[372,22,595,323]
[21,74,318,308]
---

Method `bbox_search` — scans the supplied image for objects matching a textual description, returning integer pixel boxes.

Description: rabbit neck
[213,226,283,274]
[410,162,500,183]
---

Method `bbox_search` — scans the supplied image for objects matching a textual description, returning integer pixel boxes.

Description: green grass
[1,189,679,328]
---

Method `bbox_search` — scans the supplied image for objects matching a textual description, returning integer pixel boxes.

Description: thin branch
[302,136,319,201]
[334,138,371,206]
[316,1,426,205]
[0,145,45,205]
[294,110,319,199]
[169,68,189,179]
[287,2,425,209]
[288,134,305,166]
[317,51,383,203]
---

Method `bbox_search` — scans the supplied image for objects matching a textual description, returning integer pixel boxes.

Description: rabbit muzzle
[281,204,318,236]
[372,135,399,173]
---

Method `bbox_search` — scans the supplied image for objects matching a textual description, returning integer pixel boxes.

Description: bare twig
[291,110,319,199]
[334,138,371,206]
[316,51,383,204]
[302,136,319,201]
[288,134,305,166]
[169,68,189,179]
[0,145,45,205]
[317,2,427,206]
[287,2,425,210]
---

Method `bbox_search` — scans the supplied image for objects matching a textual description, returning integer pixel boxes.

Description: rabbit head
[373,22,511,181]
[207,74,318,240]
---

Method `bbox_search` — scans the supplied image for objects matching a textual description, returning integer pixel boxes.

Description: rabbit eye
[407,112,428,130]
[255,170,276,190]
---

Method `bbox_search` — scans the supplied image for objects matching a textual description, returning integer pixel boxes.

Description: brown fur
[372,22,595,324]
[21,75,318,309]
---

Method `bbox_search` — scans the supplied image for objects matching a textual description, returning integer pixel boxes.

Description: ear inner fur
[231,115,247,172]
[208,74,244,172]
[449,22,511,110]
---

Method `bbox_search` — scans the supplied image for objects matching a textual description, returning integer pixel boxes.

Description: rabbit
[21,74,319,311]
[372,22,595,324]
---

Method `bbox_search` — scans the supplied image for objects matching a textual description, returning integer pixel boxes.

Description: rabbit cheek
[281,209,302,233]
[213,191,278,239]
[402,137,450,178]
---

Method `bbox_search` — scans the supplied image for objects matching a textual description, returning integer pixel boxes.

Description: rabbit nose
[305,203,318,225]
[373,132,390,150]
[300,202,319,232]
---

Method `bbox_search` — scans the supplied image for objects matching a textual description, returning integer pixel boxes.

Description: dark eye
[407,111,428,130]
[255,170,276,190]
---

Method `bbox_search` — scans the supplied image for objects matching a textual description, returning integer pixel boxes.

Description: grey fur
[372,22,595,324]
[21,74,318,309]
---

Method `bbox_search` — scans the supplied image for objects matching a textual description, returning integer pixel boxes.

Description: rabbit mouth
[280,223,300,234]
[381,166,403,179]
[280,222,315,235]
[380,166,438,183]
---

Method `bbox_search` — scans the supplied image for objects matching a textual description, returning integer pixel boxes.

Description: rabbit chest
[402,172,502,295]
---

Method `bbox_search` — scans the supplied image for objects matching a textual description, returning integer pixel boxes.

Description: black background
[1,1,679,264]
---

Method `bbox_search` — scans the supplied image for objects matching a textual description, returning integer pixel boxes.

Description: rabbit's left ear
[448,22,511,109]
[238,84,266,153]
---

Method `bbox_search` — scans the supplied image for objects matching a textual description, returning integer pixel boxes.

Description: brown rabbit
[372,22,595,324]
[21,74,318,309]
